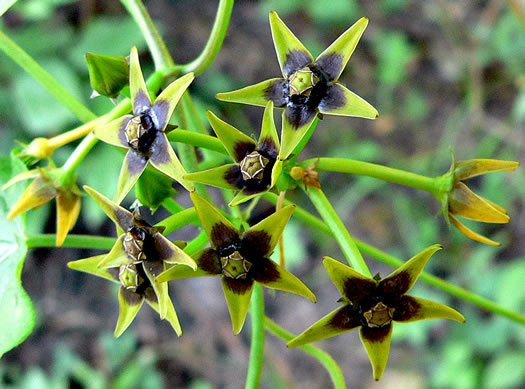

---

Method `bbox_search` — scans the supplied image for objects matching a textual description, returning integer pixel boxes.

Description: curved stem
[168,129,227,155]
[263,192,525,326]
[121,0,175,70]
[305,187,371,277]
[287,117,319,166]
[184,229,209,255]
[264,317,347,389]
[0,30,96,123]
[299,157,439,195]
[245,285,265,389]
[26,234,115,250]
[48,115,108,150]
[156,207,199,235]
[170,0,234,76]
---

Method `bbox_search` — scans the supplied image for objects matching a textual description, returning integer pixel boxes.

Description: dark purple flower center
[125,109,157,153]
[220,250,252,279]
[123,225,148,261]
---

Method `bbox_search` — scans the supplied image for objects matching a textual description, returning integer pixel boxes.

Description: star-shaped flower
[77,186,196,332]
[444,159,519,246]
[157,192,316,334]
[94,47,194,203]
[216,12,378,160]
[185,101,282,206]
[288,245,465,381]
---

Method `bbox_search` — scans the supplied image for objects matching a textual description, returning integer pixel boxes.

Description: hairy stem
[245,285,265,389]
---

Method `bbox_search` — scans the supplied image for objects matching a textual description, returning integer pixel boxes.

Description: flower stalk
[245,284,265,389]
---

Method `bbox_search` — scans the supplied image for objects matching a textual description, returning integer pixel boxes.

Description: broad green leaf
[0,154,35,357]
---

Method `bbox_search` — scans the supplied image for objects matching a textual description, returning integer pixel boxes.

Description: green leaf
[0,154,35,357]
[484,352,525,389]
[135,167,177,212]
[85,52,129,98]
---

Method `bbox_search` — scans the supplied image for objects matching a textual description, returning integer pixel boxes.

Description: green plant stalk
[171,0,234,76]
[263,192,525,326]
[264,317,347,389]
[26,234,115,250]
[168,129,227,154]
[161,197,185,214]
[287,117,319,166]
[184,230,209,255]
[299,157,439,195]
[245,284,265,389]
[156,207,199,235]
[306,187,371,277]
[121,0,175,70]
[0,30,96,123]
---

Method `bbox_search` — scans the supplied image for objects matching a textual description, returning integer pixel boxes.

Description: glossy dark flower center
[220,250,252,279]
[288,66,319,96]
[125,110,157,152]
[240,151,269,181]
[363,301,395,328]
[123,226,148,261]
[118,263,143,291]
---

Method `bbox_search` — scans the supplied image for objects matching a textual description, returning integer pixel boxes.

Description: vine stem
[299,157,440,196]
[168,129,226,154]
[263,192,525,326]
[245,285,265,389]
[26,234,115,250]
[264,317,347,389]
[156,207,199,235]
[121,0,175,70]
[306,187,372,277]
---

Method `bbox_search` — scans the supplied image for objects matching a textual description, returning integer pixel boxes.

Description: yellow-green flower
[288,245,465,381]
[157,192,316,334]
[217,12,378,160]
[94,47,194,203]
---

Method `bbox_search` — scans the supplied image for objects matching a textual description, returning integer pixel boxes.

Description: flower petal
[151,72,194,132]
[253,258,316,302]
[315,17,368,82]
[449,214,501,246]
[67,255,117,283]
[379,244,442,296]
[185,164,241,190]
[97,235,131,268]
[83,185,132,232]
[93,115,131,149]
[130,46,151,114]
[149,133,194,191]
[454,159,519,180]
[323,256,376,304]
[279,109,317,161]
[258,101,280,156]
[190,192,239,248]
[143,260,169,319]
[318,83,378,119]
[114,150,148,205]
[222,277,255,334]
[206,110,257,162]
[288,305,360,347]
[153,233,196,269]
[114,287,144,337]
[269,11,314,77]
[145,294,182,336]
[394,295,465,323]
[2,169,40,190]
[449,182,509,223]
[243,204,295,257]
[156,248,222,282]
[7,176,57,220]
[360,324,393,381]
[228,190,260,207]
[216,78,288,107]
[56,192,81,246]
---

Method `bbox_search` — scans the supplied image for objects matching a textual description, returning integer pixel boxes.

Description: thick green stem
[168,129,226,154]
[161,197,184,214]
[171,0,234,76]
[264,318,347,389]
[26,234,115,250]
[121,0,174,70]
[245,285,265,389]
[300,157,439,195]
[263,193,525,326]
[0,30,96,123]
[287,117,319,166]
[183,230,209,255]
[156,207,199,235]
[306,187,371,277]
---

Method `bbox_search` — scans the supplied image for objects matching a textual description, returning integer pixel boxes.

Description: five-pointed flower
[185,101,282,206]
[94,46,194,204]
[76,185,196,335]
[445,159,519,246]
[3,166,81,246]
[216,12,378,160]
[288,245,465,381]
[157,192,316,334]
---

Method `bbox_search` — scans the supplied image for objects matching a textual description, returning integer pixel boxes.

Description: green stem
[264,318,347,389]
[245,285,265,389]
[0,30,96,123]
[287,117,319,166]
[156,207,199,235]
[300,157,439,195]
[184,230,209,255]
[306,187,371,277]
[121,0,174,70]
[170,0,234,76]
[161,197,184,214]
[168,129,226,154]
[263,193,525,326]
[26,234,115,250]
